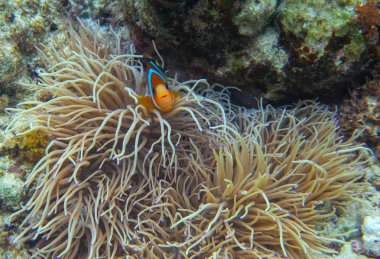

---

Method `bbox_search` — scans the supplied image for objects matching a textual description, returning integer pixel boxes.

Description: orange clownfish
[137,57,175,112]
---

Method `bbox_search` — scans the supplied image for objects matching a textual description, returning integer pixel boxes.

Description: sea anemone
[6,22,226,258]
[152,102,371,258]
[6,21,372,259]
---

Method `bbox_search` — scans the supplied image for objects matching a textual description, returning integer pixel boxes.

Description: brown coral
[340,78,380,157]
[355,0,380,45]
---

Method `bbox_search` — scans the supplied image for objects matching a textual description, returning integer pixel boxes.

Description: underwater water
[0,0,379,258]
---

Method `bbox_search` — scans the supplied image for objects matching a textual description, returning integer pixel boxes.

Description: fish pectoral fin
[137,95,155,110]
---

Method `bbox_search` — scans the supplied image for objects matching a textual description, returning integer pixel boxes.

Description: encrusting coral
[0,129,49,163]
[6,22,372,258]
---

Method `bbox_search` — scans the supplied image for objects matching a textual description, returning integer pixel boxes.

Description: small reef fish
[137,57,176,112]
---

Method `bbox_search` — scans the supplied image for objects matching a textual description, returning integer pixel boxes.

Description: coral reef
[278,0,369,101]
[120,0,371,105]
[0,129,49,164]
[280,0,365,62]
[5,22,373,258]
[339,78,380,157]
[335,242,368,259]
[0,1,377,258]
[0,40,23,103]
[361,215,380,256]
[0,0,115,108]
[0,0,65,104]
[0,173,23,211]
[123,0,240,60]
[232,0,277,37]
[321,163,380,258]
[64,0,114,23]
[355,0,380,45]
[0,212,31,259]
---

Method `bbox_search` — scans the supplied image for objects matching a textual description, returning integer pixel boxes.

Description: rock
[232,0,277,37]
[0,173,23,211]
[362,214,380,257]
[120,0,375,105]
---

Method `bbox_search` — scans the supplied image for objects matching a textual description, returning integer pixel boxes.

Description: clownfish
[137,57,175,112]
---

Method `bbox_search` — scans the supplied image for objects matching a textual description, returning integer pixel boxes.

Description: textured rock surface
[339,77,380,157]
[277,0,369,102]
[0,0,112,106]
[232,0,277,37]
[120,0,377,105]
[0,212,30,259]
[0,173,23,211]
[0,0,65,104]
[362,215,380,256]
